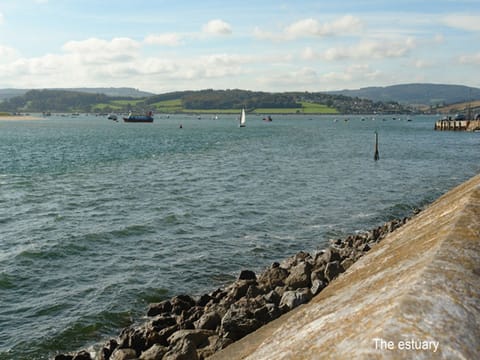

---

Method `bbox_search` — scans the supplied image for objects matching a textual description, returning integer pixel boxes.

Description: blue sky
[0,0,479,93]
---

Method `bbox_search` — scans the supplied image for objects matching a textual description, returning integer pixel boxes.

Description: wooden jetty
[435,118,480,131]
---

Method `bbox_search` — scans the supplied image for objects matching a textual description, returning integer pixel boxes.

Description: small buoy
[179,124,183,129]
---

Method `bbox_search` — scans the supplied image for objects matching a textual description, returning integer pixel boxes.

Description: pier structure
[434,118,480,131]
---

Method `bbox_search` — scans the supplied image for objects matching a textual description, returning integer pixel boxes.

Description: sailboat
[239,108,246,127]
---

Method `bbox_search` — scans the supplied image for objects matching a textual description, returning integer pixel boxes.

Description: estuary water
[0,114,479,359]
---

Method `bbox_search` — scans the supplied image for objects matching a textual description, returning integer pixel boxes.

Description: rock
[327,247,342,262]
[98,339,118,360]
[72,351,92,360]
[147,300,172,317]
[253,305,272,324]
[310,268,327,284]
[258,266,289,290]
[109,348,137,360]
[171,295,196,315]
[179,306,204,327]
[341,258,355,271]
[284,261,312,289]
[55,355,73,360]
[226,280,252,301]
[263,290,281,305]
[139,344,168,360]
[324,261,343,282]
[279,288,312,312]
[156,324,180,346]
[208,335,233,352]
[196,294,212,307]
[117,324,148,355]
[265,303,282,321]
[150,315,177,331]
[168,329,215,348]
[163,338,198,360]
[194,311,221,330]
[220,306,262,341]
[238,269,256,280]
[311,279,327,296]
[280,251,311,269]
[359,243,371,252]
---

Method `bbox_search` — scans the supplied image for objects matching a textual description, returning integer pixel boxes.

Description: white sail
[239,108,246,127]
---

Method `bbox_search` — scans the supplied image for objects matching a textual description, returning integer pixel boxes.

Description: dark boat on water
[123,111,154,123]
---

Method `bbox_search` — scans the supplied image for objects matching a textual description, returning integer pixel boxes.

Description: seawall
[210,173,480,359]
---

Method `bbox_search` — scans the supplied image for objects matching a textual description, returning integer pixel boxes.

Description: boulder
[109,348,137,360]
[238,269,256,280]
[258,265,289,290]
[311,279,327,296]
[98,339,118,360]
[220,306,262,341]
[54,355,73,360]
[196,294,212,307]
[118,325,148,355]
[168,329,215,348]
[279,251,311,269]
[171,295,196,315]
[163,338,198,360]
[139,344,168,360]
[279,288,312,312]
[72,351,92,360]
[147,300,172,317]
[194,311,222,330]
[263,290,281,306]
[150,315,177,331]
[324,261,343,282]
[284,261,312,289]
[340,258,355,271]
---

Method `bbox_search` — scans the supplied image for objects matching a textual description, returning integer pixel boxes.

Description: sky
[0,0,479,94]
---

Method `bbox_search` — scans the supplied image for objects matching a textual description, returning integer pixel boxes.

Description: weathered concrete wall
[210,174,480,359]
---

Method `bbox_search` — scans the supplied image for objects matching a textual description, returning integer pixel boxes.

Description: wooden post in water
[374,131,380,161]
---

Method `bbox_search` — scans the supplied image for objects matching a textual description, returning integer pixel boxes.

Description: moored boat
[123,111,154,123]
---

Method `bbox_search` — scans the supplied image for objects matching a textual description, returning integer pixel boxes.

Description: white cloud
[257,67,319,88]
[316,37,416,61]
[442,14,480,32]
[0,12,4,25]
[413,59,433,69]
[202,19,232,35]
[322,64,382,84]
[285,15,363,39]
[62,37,140,64]
[144,33,182,46]
[459,52,480,65]
[0,45,19,62]
[255,15,363,41]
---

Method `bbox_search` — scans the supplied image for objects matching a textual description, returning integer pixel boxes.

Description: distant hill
[60,87,155,98]
[327,84,480,106]
[0,88,414,114]
[0,87,154,101]
[0,89,29,101]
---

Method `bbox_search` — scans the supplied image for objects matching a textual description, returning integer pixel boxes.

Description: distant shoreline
[0,115,42,121]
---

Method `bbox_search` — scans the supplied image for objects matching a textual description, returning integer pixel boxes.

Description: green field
[110,99,145,106]
[300,102,339,114]
[91,98,339,115]
[150,99,183,113]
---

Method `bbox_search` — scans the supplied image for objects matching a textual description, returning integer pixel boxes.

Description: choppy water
[0,114,478,359]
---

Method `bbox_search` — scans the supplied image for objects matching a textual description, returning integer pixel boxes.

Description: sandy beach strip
[0,115,42,121]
